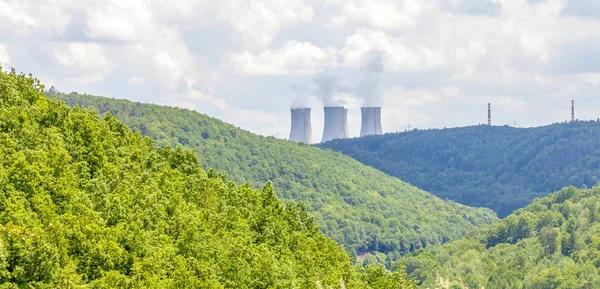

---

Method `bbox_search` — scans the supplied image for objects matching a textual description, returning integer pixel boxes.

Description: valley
[320,124,600,218]
[47,90,497,262]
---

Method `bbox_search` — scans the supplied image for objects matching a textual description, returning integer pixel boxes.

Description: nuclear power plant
[322,107,349,142]
[360,107,383,137]
[288,106,385,143]
[289,108,313,144]
[288,98,581,142]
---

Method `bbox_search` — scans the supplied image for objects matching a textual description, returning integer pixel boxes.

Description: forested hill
[0,68,417,288]
[48,90,496,261]
[395,185,600,288]
[319,123,600,217]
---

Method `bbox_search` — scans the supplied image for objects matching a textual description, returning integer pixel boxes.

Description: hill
[319,124,600,217]
[0,67,417,288]
[394,185,600,288]
[47,89,497,261]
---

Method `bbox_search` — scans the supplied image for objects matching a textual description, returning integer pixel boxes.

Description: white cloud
[0,45,9,65]
[53,43,111,84]
[85,0,153,42]
[442,86,461,98]
[230,41,338,75]
[128,76,146,84]
[341,29,446,71]
[153,51,183,89]
[385,86,441,107]
[493,96,528,112]
[0,1,36,28]
[326,0,429,29]
[380,86,442,131]
[3,0,600,137]
[215,0,314,49]
[579,73,600,85]
[535,74,549,85]
[0,0,71,36]
[221,108,281,136]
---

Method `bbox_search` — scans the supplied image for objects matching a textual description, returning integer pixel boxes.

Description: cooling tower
[360,107,383,137]
[289,108,313,144]
[322,107,348,142]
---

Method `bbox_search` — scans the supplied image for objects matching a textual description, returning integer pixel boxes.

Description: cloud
[355,50,385,106]
[53,42,112,84]
[313,73,350,106]
[561,0,600,19]
[218,108,283,137]
[451,0,502,16]
[326,0,429,29]
[341,29,446,71]
[0,1,36,29]
[385,86,441,107]
[215,0,314,49]
[84,0,153,42]
[3,0,600,138]
[535,75,550,85]
[229,41,338,75]
[289,83,311,108]
[382,86,441,131]
[493,96,528,112]
[0,45,9,65]
[579,73,600,85]
[128,76,146,85]
[0,0,71,38]
[442,86,461,98]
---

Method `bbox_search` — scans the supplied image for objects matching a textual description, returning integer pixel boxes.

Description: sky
[1,0,600,142]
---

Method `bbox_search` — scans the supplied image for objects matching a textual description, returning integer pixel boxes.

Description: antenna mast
[488,103,491,126]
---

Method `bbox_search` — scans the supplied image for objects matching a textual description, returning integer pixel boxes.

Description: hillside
[47,90,497,261]
[0,68,418,288]
[319,124,600,217]
[394,185,600,288]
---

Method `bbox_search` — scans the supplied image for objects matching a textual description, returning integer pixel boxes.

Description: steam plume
[313,73,350,107]
[356,50,384,107]
[289,83,310,108]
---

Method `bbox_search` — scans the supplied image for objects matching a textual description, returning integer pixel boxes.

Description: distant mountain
[1,68,417,288]
[319,123,600,217]
[395,185,600,288]
[48,90,497,261]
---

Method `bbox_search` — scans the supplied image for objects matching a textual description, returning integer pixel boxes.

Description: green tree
[0,66,414,288]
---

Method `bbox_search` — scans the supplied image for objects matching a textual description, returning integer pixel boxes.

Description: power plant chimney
[571,100,575,122]
[488,103,491,126]
[322,107,348,142]
[289,108,312,144]
[360,107,383,137]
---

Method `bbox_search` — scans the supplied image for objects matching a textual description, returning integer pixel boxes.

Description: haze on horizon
[1,0,600,142]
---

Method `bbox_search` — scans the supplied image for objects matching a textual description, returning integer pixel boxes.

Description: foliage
[320,124,600,217]
[394,185,600,289]
[0,67,416,288]
[47,89,497,259]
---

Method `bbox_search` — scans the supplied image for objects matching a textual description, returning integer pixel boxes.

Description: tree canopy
[0,67,416,288]
[320,124,600,217]
[395,185,600,288]
[47,90,496,261]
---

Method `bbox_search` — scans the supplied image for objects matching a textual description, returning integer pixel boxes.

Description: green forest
[320,124,600,217]
[47,90,496,261]
[9,64,600,288]
[395,185,600,289]
[0,67,419,288]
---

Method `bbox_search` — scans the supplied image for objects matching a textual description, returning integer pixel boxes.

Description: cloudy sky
[1,0,600,141]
